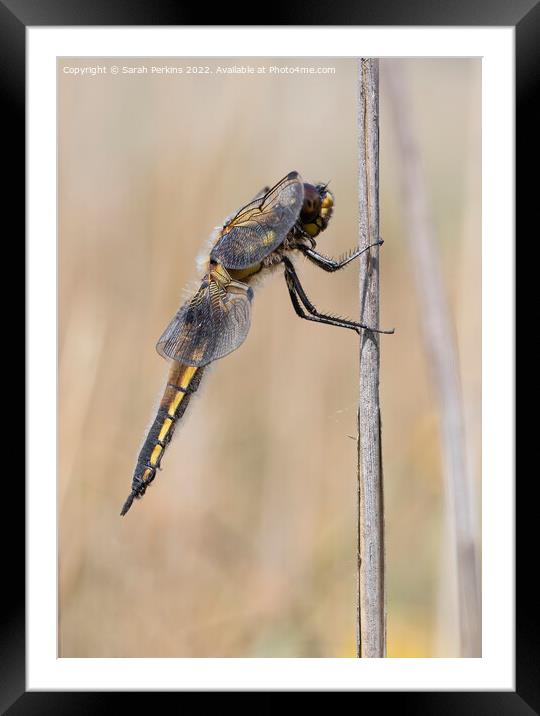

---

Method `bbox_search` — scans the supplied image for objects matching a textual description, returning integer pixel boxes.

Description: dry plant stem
[386,64,481,657]
[357,58,387,659]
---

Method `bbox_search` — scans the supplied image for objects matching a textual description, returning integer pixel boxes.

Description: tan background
[58,58,481,657]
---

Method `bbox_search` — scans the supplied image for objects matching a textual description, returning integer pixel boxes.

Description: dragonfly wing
[210,171,304,269]
[156,278,252,367]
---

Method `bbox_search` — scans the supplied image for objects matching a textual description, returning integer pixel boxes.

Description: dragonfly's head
[299,182,334,238]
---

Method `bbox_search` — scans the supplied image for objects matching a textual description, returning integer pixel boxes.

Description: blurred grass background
[58,57,481,657]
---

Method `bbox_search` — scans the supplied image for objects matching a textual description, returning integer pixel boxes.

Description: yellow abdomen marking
[150,444,163,467]
[168,390,185,418]
[182,365,198,388]
[166,365,198,417]
[158,417,174,443]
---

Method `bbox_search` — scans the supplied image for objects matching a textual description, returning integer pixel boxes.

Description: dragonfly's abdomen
[120,362,204,516]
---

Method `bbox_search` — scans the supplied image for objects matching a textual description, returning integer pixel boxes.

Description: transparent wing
[249,184,271,202]
[210,171,304,269]
[156,278,252,367]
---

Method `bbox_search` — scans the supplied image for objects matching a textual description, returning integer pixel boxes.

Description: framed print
[7,1,530,710]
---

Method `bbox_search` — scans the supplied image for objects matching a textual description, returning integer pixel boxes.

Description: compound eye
[301,185,321,221]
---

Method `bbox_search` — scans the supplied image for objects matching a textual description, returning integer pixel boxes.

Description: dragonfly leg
[282,256,394,335]
[284,271,359,334]
[299,239,384,272]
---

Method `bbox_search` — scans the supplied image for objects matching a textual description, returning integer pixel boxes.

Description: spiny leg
[282,256,394,335]
[285,273,360,334]
[299,239,384,272]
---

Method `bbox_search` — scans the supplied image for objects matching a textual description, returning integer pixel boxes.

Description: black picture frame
[8,0,529,711]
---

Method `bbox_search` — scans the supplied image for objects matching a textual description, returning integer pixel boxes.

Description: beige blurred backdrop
[58,58,481,657]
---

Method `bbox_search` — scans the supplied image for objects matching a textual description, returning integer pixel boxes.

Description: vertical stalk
[357,58,386,658]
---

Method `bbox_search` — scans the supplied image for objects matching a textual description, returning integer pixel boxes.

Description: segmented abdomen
[120,362,204,515]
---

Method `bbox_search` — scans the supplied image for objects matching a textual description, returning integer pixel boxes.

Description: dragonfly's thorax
[205,183,334,286]
[226,262,264,282]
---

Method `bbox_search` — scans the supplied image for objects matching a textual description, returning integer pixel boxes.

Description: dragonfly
[121,170,393,516]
